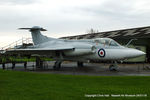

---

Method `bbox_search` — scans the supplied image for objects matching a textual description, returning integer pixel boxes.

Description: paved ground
[1,61,150,76]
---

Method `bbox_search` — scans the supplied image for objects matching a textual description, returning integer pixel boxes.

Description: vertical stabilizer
[19,26,55,45]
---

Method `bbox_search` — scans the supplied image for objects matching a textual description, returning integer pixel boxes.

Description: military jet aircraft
[6,26,145,71]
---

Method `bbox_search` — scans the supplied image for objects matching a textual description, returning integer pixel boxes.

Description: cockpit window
[110,40,119,46]
[105,40,110,45]
[94,38,120,46]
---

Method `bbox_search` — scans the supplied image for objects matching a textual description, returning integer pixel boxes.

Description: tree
[87,28,99,34]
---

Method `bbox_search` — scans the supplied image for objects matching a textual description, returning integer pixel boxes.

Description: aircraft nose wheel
[109,64,118,71]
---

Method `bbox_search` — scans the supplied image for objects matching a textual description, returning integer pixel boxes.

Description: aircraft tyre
[77,62,84,67]
[109,64,118,71]
[53,61,61,70]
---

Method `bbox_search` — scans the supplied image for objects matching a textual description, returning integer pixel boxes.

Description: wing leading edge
[6,46,75,55]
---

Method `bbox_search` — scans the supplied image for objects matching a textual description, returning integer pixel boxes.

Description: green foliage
[0,70,150,100]
[0,56,53,63]
[40,57,53,61]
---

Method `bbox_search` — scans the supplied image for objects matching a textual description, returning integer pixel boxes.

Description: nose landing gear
[109,61,118,71]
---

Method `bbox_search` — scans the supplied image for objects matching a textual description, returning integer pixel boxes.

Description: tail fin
[19,26,54,45]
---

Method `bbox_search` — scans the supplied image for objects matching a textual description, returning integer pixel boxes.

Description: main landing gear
[53,61,84,70]
[77,62,84,67]
[109,61,118,71]
[53,61,62,70]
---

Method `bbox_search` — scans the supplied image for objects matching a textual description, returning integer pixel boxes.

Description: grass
[0,57,53,63]
[0,70,150,100]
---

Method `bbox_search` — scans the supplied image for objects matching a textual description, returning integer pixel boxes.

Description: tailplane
[19,26,55,45]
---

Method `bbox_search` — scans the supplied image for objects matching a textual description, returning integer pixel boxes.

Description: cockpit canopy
[93,38,120,46]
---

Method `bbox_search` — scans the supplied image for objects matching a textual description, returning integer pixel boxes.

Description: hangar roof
[61,26,150,40]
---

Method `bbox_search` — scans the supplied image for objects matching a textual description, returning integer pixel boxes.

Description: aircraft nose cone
[137,50,146,56]
[127,48,146,58]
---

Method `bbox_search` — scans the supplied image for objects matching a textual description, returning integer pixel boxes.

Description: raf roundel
[98,48,105,57]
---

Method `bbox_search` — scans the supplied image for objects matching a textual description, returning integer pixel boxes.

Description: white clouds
[0,0,39,5]
[0,0,150,47]
[0,0,150,31]
[133,0,150,11]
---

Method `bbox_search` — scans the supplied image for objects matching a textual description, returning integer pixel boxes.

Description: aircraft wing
[6,46,75,55]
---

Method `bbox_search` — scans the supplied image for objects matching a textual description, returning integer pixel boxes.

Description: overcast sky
[0,0,150,47]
